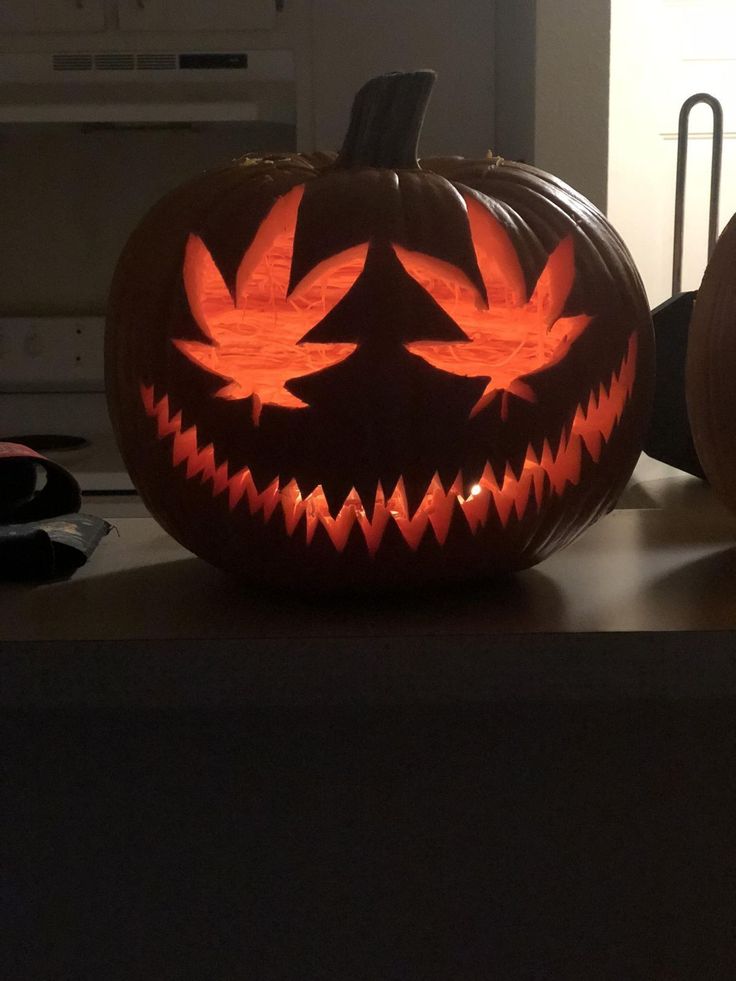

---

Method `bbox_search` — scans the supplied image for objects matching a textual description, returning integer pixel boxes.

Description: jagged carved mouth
[140,331,636,555]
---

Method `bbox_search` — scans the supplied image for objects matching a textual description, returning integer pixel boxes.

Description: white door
[609,0,736,306]
[0,0,105,33]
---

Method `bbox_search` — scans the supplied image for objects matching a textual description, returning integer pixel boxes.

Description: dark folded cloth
[0,442,110,581]
[0,513,111,581]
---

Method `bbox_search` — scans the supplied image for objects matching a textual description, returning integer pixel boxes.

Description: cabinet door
[0,0,105,33]
[118,0,276,32]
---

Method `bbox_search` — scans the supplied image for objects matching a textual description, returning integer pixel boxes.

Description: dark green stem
[335,70,436,170]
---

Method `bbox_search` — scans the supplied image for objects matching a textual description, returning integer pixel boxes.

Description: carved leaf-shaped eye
[399,192,592,418]
[175,184,368,424]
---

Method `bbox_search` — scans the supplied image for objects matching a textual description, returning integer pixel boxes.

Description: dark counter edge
[1,631,736,708]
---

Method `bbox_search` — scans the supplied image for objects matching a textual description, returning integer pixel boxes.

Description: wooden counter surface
[3,457,736,707]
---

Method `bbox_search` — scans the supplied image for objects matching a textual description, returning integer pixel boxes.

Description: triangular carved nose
[298,241,471,348]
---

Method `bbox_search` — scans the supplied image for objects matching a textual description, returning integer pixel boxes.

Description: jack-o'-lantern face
[107,72,653,589]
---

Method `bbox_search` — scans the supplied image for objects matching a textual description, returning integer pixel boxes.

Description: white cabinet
[117,0,276,32]
[0,0,105,33]
[0,0,277,35]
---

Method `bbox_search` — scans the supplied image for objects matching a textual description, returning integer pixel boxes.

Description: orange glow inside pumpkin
[141,331,637,554]
[177,184,361,424]
[176,188,592,424]
[399,226,592,418]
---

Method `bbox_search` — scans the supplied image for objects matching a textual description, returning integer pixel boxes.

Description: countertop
[3,456,736,707]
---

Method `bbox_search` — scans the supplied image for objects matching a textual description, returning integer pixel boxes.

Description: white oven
[0,0,499,499]
[0,0,305,493]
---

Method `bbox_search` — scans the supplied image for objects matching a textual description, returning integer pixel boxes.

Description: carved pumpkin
[687,212,736,509]
[106,72,654,590]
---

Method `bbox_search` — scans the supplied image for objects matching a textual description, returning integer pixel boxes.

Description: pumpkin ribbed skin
[687,212,736,508]
[106,75,654,591]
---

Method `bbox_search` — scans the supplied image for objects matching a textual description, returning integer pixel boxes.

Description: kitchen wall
[309,0,495,159]
[534,0,609,211]
[496,0,610,213]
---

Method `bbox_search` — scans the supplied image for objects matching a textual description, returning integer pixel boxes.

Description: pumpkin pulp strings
[176,185,592,426]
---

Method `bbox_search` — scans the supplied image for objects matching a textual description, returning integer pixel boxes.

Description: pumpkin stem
[335,71,436,170]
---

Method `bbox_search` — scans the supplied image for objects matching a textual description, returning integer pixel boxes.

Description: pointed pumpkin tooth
[352,477,380,521]
[426,479,459,546]
[483,491,505,536]
[447,505,477,550]
[477,460,497,492]
[531,465,548,508]
[578,434,600,474]
[403,473,434,517]
[465,446,491,484]
[357,484,390,553]
[563,414,576,449]
[506,446,528,483]
[380,515,413,554]
[579,425,603,464]
[486,454,507,491]
[548,424,566,461]
[436,463,462,495]
[378,468,405,508]
[528,435,547,469]
[244,460,277,497]
[346,474,376,514]
[317,473,357,516]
